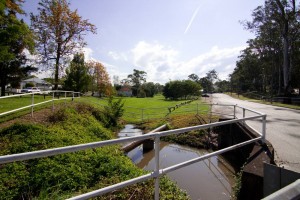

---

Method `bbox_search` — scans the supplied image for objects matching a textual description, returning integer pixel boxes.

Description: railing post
[262,115,266,143]
[65,91,67,105]
[52,91,54,111]
[154,135,160,200]
[243,108,245,124]
[233,105,236,119]
[209,104,212,123]
[31,93,34,117]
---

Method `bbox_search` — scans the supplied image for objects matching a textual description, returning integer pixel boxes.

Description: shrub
[0,103,189,199]
[102,97,124,128]
[0,110,119,199]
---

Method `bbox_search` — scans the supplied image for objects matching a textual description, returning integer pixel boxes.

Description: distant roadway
[209,93,300,173]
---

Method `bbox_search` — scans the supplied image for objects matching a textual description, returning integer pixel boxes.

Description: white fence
[0,103,266,200]
[0,90,80,117]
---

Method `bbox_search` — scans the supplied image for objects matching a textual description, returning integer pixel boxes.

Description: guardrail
[0,103,266,199]
[0,90,80,117]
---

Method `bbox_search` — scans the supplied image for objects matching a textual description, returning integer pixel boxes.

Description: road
[208,93,300,172]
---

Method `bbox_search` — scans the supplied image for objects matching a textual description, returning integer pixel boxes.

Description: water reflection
[119,125,235,200]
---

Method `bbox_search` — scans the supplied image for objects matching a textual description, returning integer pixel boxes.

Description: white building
[21,78,52,91]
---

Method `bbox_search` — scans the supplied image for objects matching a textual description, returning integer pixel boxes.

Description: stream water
[119,125,235,200]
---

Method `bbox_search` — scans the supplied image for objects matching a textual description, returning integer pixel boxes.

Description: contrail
[184,6,200,34]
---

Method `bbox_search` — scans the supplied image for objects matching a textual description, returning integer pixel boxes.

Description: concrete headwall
[214,119,275,200]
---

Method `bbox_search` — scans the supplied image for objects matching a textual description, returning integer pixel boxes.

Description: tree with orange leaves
[30,0,96,90]
[87,61,113,97]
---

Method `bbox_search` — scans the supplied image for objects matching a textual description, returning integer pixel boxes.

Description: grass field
[77,95,210,123]
[0,94,53,113]
[0,93,76,123]
[0,94,210,124]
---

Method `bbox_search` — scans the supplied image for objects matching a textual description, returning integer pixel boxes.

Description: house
[21,78,52,91]
[117,86,132,97]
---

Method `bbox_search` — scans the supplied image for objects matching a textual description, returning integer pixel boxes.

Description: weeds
[0,103,189,199]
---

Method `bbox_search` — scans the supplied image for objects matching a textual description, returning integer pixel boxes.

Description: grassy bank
[226,92,300,110]
[0,102,189,199]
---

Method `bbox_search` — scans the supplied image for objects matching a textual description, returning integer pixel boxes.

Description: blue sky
[23,0,265,84]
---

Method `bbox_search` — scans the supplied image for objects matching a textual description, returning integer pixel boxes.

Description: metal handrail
[0,90,80,117]
[0,103,267,200]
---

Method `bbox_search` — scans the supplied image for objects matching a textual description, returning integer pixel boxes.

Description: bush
[102,97,124,128]
[0,103,188,199]
[0,109,120,199]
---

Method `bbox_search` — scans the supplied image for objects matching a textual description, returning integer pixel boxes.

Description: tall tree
[199,69,219,93]
[63,53,90,93]
[127,69,147,96]
[243,0,300,95]
[87,61,112,97]
[0,0,35,96]
[30,0,96,90]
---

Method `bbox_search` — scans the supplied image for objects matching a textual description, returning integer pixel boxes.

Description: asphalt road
[208,93,300,172]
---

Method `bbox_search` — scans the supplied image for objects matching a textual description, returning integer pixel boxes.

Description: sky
[22,0,265,84]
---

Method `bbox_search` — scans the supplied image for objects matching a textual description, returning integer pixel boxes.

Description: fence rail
[0,103,266,200]
[0,90,80,117]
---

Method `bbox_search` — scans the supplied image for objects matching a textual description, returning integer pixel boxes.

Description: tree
[140,82,156,97]
[154,83,164,94]
[87,61,112,97]
[206,69,218,84]
[163,80,201,100]
[127,69,147,96]
[182,80,201,98]
[243,0,300,95]
[30,0,96,90]
[0,0,35,96]
[63,53,90,93]
[198,69,218,93]
[215,80,230,93]
[188,73,200,82]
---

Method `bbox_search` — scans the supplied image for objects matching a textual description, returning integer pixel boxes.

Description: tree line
[6,0,295,99]
[230,0,300,97]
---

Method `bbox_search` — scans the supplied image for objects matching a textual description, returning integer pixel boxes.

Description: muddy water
[119,125,236,200]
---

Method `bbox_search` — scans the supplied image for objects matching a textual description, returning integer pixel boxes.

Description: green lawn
[0,94,75,123]
[0,94,209,123]
[77,95,210,123]
[0,94,52,113]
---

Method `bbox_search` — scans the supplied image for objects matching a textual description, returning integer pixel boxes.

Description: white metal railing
[0,104,267,200]
[0,90,80,117]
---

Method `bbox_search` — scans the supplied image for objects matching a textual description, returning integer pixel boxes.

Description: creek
[118,124,235,200]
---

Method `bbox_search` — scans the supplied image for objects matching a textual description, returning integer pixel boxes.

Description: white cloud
[129,41,244,84]
[82,47,95,61]
[131,41,179,83]
[30,42,242,84]
[108,51,128,61]
[26,43,243,84]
